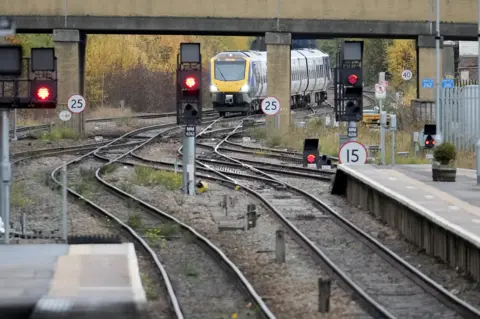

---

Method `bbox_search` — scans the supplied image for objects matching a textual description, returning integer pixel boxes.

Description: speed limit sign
[67,94,86,114]
[338,141,368,164]
[261,96,280,116]
[401,69,413,81]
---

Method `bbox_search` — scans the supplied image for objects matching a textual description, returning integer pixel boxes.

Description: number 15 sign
[338,141,368,164]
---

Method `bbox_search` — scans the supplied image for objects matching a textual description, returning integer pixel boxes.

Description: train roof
[212,48,329,61]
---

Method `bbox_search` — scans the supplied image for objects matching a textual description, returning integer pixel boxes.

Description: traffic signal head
[424,134,435,149]
[347,74,358,85]
[302,138,319,167]
[319,155,332,167]
[342,68,362,88]
[185,76,197,89]
[307,154,316,164]
[178,71,201,99]
[30,79,57,108]
[183,102,199,123]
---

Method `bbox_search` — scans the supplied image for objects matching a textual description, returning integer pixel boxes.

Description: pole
[11,109,16,141]
[435,0,441,137]
[0,109,11,244]
[380,111,387,165]
[390,114,397,166]
[274,114,280,130]
[478,0,480,123]
[62,161,68,241]
[182,125,195,196]
[347,121,357,141]
[476,139,480,185]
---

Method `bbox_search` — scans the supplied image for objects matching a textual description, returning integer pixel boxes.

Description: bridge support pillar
[53,29,86,135]
[265,32,291,132]
[416,35,444,101]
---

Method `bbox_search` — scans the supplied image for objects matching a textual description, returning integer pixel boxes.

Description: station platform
[0,243,147,318]
[332,164,480,281]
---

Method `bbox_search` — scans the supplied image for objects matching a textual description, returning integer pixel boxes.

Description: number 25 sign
[67,94,86,114]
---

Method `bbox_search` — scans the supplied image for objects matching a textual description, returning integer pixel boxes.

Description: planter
[432,165,457,182]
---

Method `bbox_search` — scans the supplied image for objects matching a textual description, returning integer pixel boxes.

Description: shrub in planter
[432,142,457,182]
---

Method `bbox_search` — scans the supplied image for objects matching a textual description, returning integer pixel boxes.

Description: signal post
[176,43,202,196]
[0,18,59,243]
[333,41,364,142]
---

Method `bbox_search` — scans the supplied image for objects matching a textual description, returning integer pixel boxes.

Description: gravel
[318,193,480,311]
[85,117,178,136]
[127,140,368,318]
[234,173,459,318]
[11,138,108,154]
[211,132,480,316]
[11,155,174,318]
[230,142,480,313]
[100,164,256,319]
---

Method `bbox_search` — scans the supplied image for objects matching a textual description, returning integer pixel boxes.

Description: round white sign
[67,94,86,114]
[338,141,368,164]
[261,96,280,116]
[401,69,413,81]
[59,110,72,121]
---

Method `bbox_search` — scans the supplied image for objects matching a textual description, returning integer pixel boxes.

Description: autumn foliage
[5,34,417,116]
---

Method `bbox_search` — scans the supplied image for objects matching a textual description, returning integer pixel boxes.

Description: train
[209,48,332,116]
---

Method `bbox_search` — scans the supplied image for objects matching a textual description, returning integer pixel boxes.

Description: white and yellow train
[209,49,332,116]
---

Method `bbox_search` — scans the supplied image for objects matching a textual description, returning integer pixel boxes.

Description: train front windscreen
[214,60,246,82]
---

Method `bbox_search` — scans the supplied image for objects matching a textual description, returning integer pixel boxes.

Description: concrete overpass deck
[1,0,479,39]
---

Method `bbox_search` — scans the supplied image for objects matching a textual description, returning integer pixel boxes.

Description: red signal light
[347,74,358,85]
[36,87,50,100]
[307,154,316,163]
[185,77,196,88]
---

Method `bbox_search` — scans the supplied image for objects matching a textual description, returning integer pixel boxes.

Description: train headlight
[240,84,249,93]
[210,85,218,93]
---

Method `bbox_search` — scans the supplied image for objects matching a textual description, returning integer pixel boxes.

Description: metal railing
[438,86,480,152]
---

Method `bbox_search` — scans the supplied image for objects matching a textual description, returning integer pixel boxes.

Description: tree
[362,39,391,86]
[386,40,417,90]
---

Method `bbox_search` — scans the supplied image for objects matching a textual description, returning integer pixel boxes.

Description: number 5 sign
[67,94,86,114]
[338,141,368,164]
[261,96,280,116]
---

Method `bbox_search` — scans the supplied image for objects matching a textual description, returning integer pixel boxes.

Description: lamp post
[435,0,442,143]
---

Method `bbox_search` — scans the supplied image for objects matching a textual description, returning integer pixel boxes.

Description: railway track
[130,118,480,318]
[9,110,219,140]
[38,115,274,319]
[204,122,480,318]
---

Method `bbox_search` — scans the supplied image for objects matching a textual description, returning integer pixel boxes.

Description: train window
[214,60,246,81]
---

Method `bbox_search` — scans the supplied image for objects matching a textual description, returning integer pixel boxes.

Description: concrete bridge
[2,0,473,131]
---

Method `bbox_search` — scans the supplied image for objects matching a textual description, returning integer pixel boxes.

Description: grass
[140,273,158,300]
[133,166,182,190]
[11,182,34,208]
[71,168,98,199]
[86,106,134,119]
[249,117,477,168]
[40,127,80,141]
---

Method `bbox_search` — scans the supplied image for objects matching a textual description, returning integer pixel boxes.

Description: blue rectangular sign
[422,79,434,88]
[441,79,454,88]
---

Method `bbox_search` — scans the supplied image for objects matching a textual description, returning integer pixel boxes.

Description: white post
[0,109,11,244]
[378,72,385,113]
